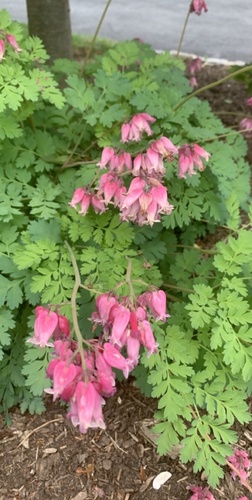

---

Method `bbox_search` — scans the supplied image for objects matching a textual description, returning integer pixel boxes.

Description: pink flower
[69,380,105,433]
[103,343,129,378]
[53,339,76,360]
[126,335,141,368]
[97,147,115,168]
[150,183,174,215]
[95,350,116,396]
[188,57,203,75]
[28,307,58,347]
[178,144,210,178]
[46,360,82,401]
[190,76,198,88]
[90,194,106,214]
[46,358,60,379]
[5,34,22,52]
[69,187,91,213]
[237,497,249,500]
[58,314,70,337]
[151,136,178,158]
[121,177,146,209]
[189,484,215,500]
[97,173,122,205]
[144,148,166,177]
[110,305,131,346]
[121,113,156,142]
[239,117,252,136]
[138,290,170,322]
[121,123,131,143]
[190,0,208,15]
[228,449,250,482]
[92,294,117,326]
[247,97,252,106]
[139,320,158,356]
[149,290,170,322]
[0,40,5,61]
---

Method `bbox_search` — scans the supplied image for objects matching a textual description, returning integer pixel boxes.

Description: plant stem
[173,64,252,111]
[80,0,113,75]
[126,258,136,303]
[176,5,191,57]
[226,460,252,493]
[205,127,252,143]
[163,283,194,293]
[65,240,89,376]
[62,126,86,169]
[59,159,98,171]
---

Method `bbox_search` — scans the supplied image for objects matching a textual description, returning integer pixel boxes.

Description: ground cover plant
[0,4,252,498]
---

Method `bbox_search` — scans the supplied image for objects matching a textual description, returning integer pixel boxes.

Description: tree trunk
[26,0,73,62]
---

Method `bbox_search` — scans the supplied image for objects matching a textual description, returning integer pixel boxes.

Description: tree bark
[26,0,73,62]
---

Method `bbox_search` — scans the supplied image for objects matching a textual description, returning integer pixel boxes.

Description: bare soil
[1,62,252,500]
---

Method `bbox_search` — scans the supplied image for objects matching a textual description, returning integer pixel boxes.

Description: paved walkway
[5,0,252,62]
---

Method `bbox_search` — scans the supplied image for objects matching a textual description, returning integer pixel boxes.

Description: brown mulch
[1,62,252,500]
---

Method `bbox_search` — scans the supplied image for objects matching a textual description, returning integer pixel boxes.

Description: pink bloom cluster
[178,144,210,178]
[0,32,22,61]
[190,0,208,15]
[239,117,252,137]
[189,484,215,500]
[188,57,203,88]
[69,113,210,226]
[69,187,106,215]
[121,113,156,142]
[28,289,169,433]
[228,448,251,482]
[27,306,70,348]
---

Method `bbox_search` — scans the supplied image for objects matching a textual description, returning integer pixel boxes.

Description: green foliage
[0,11,252,488]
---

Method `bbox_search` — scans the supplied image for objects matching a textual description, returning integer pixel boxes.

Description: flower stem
[65,241,89,375]
[205,127,252,143]
[126,258,136,303]
[173,64,252,111]
[80,0,113,75]
[226,460,252,493]
[176,5,191,57]
[163,283,194,293]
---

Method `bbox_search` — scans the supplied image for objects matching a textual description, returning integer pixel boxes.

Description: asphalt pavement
[3,0,252,63]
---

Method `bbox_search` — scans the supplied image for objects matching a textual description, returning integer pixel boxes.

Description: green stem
[173,64,252,112]
[176,5,191,57]
[163,283,194,293]
[80,0,113,75]
[59,159,98,171]
[215,111,251,118]
[205,127,252,143]
[62,126,86,169]
[79,283,102,295]
[126,258,136,303]
[65,241,89,376]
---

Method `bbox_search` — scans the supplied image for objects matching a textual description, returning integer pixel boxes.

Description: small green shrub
[0,9,251,488]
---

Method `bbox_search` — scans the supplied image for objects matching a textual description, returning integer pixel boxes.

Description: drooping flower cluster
[190,0,208,16]
[239,117,252,137]
[188,57,203,88]
[27,306,70,348]
[28,288,169,434]
[69,113,210,226]
[189,484,215,500]
[121,113,156,142]
[228,448,251,482]
[178,143,210,178]
[0,32,22,61]
[238,97,252,137]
